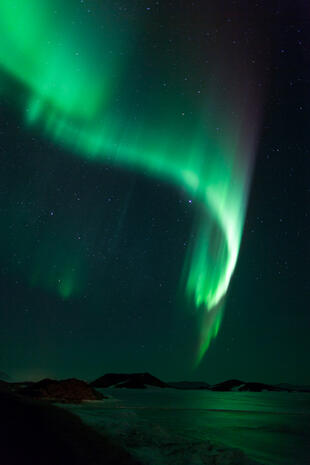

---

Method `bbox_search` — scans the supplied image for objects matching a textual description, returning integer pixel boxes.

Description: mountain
[20,378,106,403]
[90,373,307,392]
[211,379,285,392]
[5,372,309,393]
[91,372,169,389]
[168,381,210,390]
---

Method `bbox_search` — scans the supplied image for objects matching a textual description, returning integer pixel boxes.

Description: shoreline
[0,386,265,465]
[0,388,141,465]
[63,395,266,465]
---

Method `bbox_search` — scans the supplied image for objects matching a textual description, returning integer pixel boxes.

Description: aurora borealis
[0,1,308,383]
[0,0,261,360]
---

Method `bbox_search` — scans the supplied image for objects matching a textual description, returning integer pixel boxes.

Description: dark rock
[0,379,9,391]
[211,379,245,391]
[0,389,141,465]
[211,379,286,392]
[21,378,106,403]
[91,372,169,389]
[238,382,284,392]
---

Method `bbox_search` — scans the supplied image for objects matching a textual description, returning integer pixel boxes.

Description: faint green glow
[28,239,84,300]
[31,270,76,300]
[0,0,259,361]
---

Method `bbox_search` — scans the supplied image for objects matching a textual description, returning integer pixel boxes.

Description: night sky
[0,1,309,385]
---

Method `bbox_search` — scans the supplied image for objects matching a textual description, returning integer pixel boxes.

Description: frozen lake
[64,388,310,465]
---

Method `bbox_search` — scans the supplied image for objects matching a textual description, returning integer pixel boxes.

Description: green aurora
[0,0,261,361]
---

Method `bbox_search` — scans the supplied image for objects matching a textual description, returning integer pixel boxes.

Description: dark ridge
[91,372,169,389]
[20,378,106,403]
[211,379,245,391]
[211,379,286,392]
[90,373,305,392]
[238,382,284,392]
[0,389,141,465]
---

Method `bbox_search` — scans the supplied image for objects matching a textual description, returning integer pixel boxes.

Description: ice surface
[63,389,310,465]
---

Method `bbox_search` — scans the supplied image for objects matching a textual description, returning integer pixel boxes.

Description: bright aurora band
[0,0,262,362]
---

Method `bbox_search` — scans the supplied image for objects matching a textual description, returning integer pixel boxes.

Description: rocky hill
[211,379,286,392]
[0,389,141,465]
[20,378,106,403]
[91,372,169,389]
